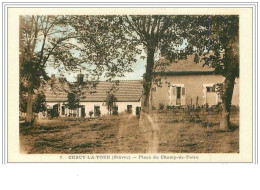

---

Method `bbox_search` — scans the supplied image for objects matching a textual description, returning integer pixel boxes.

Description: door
[81,106,85,117]
[52,104,59,117]
[176,87,181,105]
[171,85,186,106]
[61,106,65,115]
[127,105,132,113]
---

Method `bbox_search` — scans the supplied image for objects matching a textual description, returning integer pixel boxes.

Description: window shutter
[182,87,185,96]
[172,87,176,96]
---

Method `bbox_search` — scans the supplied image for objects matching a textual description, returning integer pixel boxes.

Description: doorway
[176,87,181,105]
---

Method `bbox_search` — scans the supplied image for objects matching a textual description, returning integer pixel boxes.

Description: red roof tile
[43,79,143,102]
[155,55,215,73]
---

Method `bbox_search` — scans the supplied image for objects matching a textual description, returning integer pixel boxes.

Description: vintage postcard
[6,6,254,162]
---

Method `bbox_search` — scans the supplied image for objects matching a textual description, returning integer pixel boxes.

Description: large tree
[193,16,239,130]
[70,15,198,115]
[19,15,80,123]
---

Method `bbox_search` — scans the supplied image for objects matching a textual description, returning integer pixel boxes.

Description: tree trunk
[141,47,155,113]
[220,76,236,130]
[220,33,239,130]
[139,47,156,129]
[25,84,33,123]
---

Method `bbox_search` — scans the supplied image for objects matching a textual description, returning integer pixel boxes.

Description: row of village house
[37,55,239,118]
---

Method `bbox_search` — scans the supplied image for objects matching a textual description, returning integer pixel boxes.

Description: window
[53,104,59,117]
[112,105,118,115]
[136,106,141,116]
[127,105,132,113]
[94,106,101,116]
[61,106,65,115]
[81,105,85,117]
[206,87,214,92]
[177,87,181,99]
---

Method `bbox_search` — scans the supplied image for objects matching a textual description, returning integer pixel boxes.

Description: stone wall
[151,107,239,126]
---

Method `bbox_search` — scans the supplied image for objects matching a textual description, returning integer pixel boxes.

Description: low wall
[151,107,239,125]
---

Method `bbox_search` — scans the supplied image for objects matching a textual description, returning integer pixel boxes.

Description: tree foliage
[69,16,141,80]
[67,93,79,110]
[19,92,46,113]
[20,15,78,91]
[193,15,239,78]
[192,15,239,129]
[19,15,81,122]
[33,93,47,113]
[105,93,118,115]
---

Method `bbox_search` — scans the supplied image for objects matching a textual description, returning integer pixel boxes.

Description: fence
[151,107,239,125]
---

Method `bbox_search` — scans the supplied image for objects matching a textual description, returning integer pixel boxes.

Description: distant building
[151,55,239,108]
[42,76,143,117]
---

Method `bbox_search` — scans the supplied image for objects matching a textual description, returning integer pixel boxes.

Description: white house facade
[42,78,143,118]
[151,55,239,108]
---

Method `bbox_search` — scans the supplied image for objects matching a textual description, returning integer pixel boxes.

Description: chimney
[77,74,84,85]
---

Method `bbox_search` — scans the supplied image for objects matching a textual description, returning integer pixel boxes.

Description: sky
[45,57,147,82]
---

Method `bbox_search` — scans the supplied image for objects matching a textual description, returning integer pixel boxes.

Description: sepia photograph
[1,2,258,190]
[18,13,240,155]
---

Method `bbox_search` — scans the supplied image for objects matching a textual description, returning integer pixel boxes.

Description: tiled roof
[41,77,70,102]
[42,79,143,102]
[80,80,143,102]
[155,54,215,73]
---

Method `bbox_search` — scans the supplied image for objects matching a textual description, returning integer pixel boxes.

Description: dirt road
[117,113,159,153]
[117,114,132,153]
[143,113,159,153]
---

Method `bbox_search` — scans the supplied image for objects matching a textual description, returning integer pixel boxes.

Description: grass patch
[184,143,198,147]
[20,114,239,154]
[34,141,52,147]
[229,123,239,131]
[158,121,239,153]
[72,142,95,149]
[41,137,63,143]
